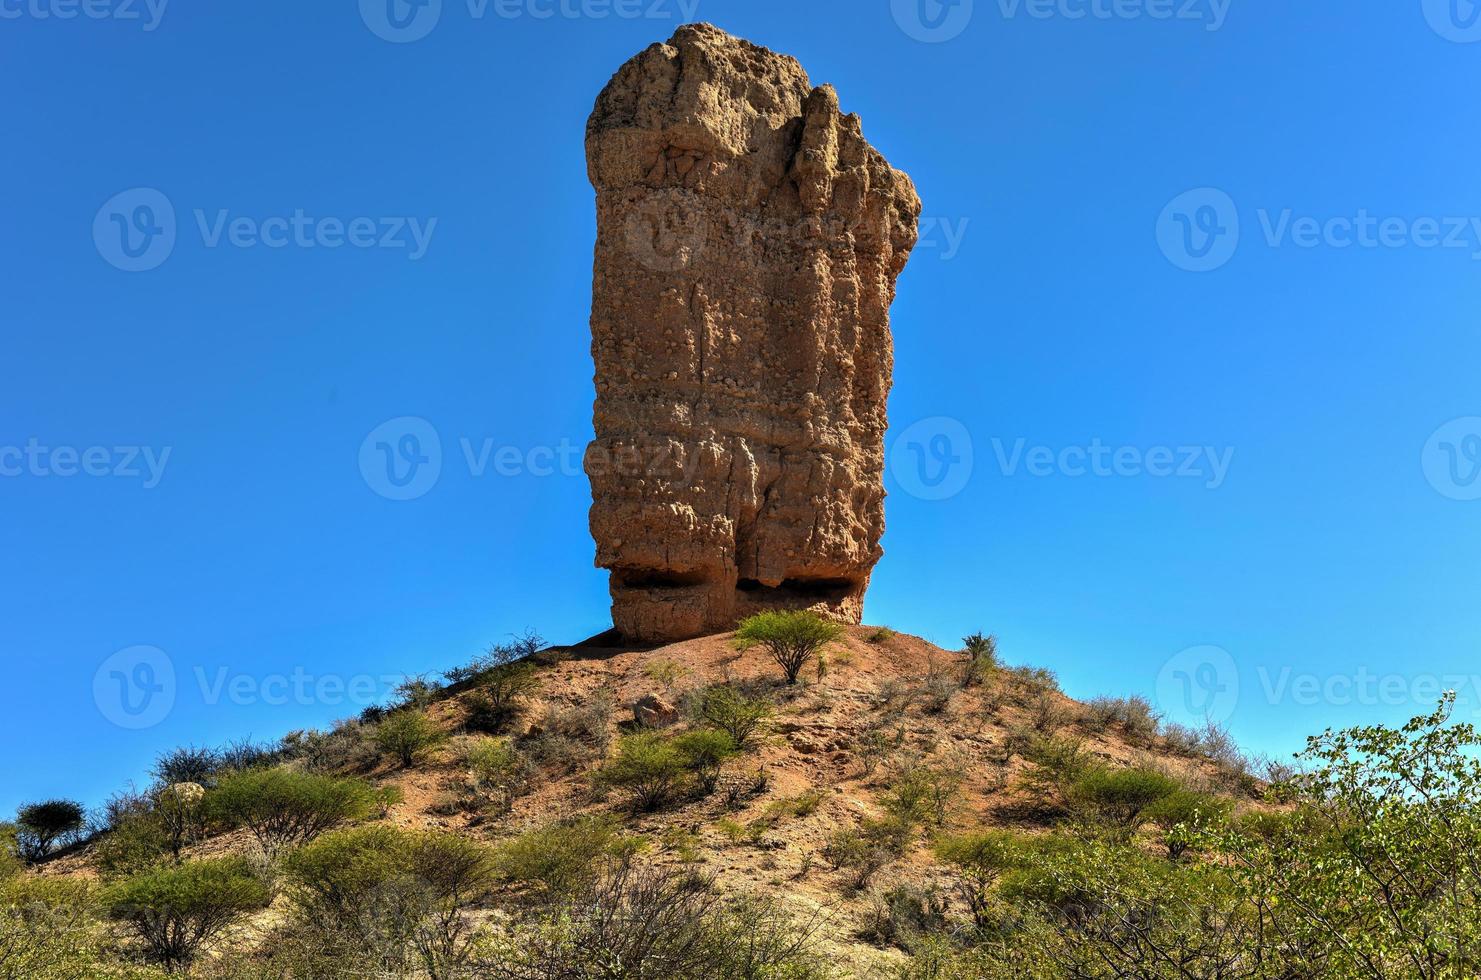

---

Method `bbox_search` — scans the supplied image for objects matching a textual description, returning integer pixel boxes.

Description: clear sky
[4,0,1480,816]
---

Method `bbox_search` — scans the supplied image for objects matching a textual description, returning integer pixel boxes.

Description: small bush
[464,737,534,814]
[823,816,912,890]
[695,685,774,749]
[673,729,739,794]
[921,659,959,714]
[934,830,1023,929]
[475,863,825,979]
[392,674,444,711]
[153,745,222,788]
[962,632,1000,687]
[13,799,86,862]
[492,816,629,900]
[374,709,443,768]
[283,824,495,978]
[103,856,271,971]
[1067,766,1182,832]
[1144,790,1232,859]
[861,883,949,948]
[735,611,844,685]
[464,663,541,735]
[1085,695,1161,743]
[596,732,690,811]
[0,877,110,977]
[868,627,896,644]
[204,767,389,859]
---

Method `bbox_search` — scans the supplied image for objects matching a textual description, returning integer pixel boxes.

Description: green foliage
[824,816,914,889]
[673,729,739,794]
[695,685,774,749]
[961,632,999,686]
[0,824,21,880]
[868,627,896,644]
[1143,790,1232,859]
[463,737,534,814]
[13,800,86,863]
[203,767,389,859]
[1084,695,1161,743]
[933,831,1022,929]
[102,857,270,971]
[734,611,844,685]
[596,732,691,811]
[93,810,171,882]
[374,709,443,768]
[0,877,120,980]
[472,862,825,979]
[929,697,1481,979]
[883,759,963,827]
[491,816,634,900]
[464,662,542,735]
[282,824,495,978]
[1065,766,1181,832]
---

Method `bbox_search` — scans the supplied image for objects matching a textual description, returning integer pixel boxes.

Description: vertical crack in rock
[585,23,921,643]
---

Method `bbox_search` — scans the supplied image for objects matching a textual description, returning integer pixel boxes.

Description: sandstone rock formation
[585,23,921,643]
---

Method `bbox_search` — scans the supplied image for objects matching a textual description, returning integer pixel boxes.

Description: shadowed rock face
[585,23,921,643]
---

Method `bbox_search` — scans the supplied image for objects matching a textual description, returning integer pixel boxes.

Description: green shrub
[883,760,962,827]
[102,857,270,971]
[962,632,1000,686]
[596,732,690,811]
[0,877,112,979]
[204,767,389,859]
[1084,695,1161,743]
[463,661,541,735]
[1066,766,1181,832]
[464,737,534,814]
[0,824,19,880]
[934,831,1023,929]
[868,627,896,644]
[93,809,172,881]
[673,729,738,794]
[1144,790,1232,859]
[374,709,443,768]
[473,863,825,979]
[1017,734,1093,803]
[734,611,844,685]
[283,825,495,978]
[695,685,774,749]
[861,883,949,948]
[13,800,86,863]
[492,816,631,900]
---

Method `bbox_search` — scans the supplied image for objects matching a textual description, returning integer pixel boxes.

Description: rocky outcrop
[585,24,921,643]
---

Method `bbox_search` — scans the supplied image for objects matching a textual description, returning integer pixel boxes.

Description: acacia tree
[735,611,844,685]
[13,800,86,863]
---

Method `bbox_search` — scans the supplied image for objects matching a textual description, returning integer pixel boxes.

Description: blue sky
[4,0,1480,815]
